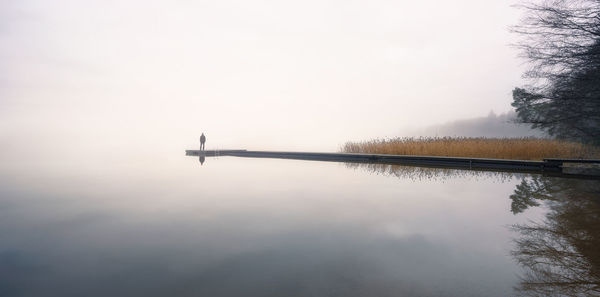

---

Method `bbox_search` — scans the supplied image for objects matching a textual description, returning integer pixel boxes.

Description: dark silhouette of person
[200,133,206,150]
[199,154,205,165]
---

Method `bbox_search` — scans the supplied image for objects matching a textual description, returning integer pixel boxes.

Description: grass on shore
[341,137,600,161]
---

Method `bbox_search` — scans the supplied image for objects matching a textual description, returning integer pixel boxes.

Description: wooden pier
[186,149,600,178]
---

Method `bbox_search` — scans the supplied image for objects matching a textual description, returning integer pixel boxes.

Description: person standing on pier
[200,133,206,150]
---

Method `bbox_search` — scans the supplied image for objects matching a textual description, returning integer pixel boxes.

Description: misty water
[0,154,598,297]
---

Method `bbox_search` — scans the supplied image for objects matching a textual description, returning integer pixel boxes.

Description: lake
[0,153,598,296]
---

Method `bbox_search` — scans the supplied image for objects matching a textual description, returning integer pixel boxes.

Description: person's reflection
[509,176,600,296]
[199,154,205,165]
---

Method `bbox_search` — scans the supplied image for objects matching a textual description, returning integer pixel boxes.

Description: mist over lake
[0,154,546,297]
[1,0,599,296]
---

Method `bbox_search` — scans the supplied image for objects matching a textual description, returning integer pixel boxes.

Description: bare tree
[511,0,600,144]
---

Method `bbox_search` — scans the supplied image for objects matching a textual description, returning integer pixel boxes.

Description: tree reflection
[510,177,600,296]
[347,162,600,295]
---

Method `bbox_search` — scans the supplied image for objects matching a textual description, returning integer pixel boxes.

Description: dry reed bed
[341,137,600,161]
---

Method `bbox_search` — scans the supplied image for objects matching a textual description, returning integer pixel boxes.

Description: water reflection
[509,177,600,296]
[0,158,527,297]
[345,162,522,182]
[347,161,600,296]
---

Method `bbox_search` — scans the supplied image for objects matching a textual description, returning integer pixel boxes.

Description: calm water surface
[0,154,598,296]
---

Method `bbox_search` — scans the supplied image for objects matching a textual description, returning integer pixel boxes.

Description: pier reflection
[509,177,600,297]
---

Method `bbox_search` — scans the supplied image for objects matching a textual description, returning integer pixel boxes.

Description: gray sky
[1,0,525,157]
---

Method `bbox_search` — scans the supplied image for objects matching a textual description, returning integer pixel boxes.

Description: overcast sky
[1,0,525,158]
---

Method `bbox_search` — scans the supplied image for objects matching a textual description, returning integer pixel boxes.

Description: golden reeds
[341,137,600,160]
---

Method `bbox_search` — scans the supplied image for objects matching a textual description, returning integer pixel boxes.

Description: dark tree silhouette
[510,177,600,296]
[511,0,600,144]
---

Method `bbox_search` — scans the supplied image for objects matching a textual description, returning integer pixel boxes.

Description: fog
[1,0,525,163]
[407,111,545,138]
[0,3,590,296]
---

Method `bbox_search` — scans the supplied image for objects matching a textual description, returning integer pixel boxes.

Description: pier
[186,150,600,178]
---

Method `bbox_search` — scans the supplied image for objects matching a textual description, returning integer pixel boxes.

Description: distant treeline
[407,111,545,138]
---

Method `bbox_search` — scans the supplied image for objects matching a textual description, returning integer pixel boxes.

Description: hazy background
[408,111,543,138]
[1,0,529,170]
[0,3,547,294]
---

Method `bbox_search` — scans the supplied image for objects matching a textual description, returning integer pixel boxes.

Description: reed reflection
[509,177,600,296]
[345,162,521,181]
